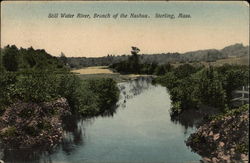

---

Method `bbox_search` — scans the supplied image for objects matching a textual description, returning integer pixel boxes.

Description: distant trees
[64,43,248,69]
[110,46,142,74]
[110,47,173,75]
[59,52,67,65]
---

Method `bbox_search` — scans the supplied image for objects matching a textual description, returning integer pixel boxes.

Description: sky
[1,1,249,57]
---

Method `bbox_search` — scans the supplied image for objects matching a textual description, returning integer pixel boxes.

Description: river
[1,77,201,163]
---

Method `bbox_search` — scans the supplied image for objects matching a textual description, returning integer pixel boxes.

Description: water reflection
[1,148,52,163]
[60,116,86,155]
[170,105,221,133]
[171,109,203,128]
[58,77,155,155]
[117,77,153,109]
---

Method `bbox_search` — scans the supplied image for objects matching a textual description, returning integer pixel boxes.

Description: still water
[1,77,201,163]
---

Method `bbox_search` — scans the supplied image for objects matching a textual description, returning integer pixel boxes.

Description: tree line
[66,43,248,69]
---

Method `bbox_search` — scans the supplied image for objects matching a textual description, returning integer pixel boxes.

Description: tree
[131,46,140,55]
[2,45,19,71]
[59,52,67,65]
[197,67,226,109]
[129,46,140,73]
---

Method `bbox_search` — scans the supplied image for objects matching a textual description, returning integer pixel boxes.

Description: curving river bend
[1,77,201,163]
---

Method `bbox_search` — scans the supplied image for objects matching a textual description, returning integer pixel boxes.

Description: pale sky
[1,1,249,57]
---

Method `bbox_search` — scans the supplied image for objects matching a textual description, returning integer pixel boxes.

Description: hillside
[65,43,249,68]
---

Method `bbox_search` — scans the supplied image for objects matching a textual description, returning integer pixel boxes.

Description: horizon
[1,42,249,58]
[1,1,249,57]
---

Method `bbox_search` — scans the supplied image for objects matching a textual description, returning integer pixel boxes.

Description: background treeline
[109,52,173,75]
[0,45,119,116]
[0,45,66,72]
[66,43,248,69]
[153,64,249,116]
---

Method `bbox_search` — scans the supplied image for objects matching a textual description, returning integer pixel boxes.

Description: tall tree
[130,46,140,73]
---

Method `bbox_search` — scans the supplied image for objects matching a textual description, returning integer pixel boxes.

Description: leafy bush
[154,64,249,116]
[0,72,18,114]
[0,45,120,117]
[0,71,119,117]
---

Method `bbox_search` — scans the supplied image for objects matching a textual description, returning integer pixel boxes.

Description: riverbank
[0,98,71,149]
[1,77,201,162]
[0,66,119,150]
[0,77,120,150]
[186,105,249,162]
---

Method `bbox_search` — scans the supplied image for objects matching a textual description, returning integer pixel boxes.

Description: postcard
[0,1,249,163]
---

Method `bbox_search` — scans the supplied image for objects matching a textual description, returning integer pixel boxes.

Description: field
[71,66,155,82]
[71,66,114,74]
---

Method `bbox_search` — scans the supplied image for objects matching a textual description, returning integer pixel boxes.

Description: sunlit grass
[71,66,114,74]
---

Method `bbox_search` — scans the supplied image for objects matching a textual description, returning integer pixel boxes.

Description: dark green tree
[130,46,140,73]
[2,45,19,71]
[197,67,226,109]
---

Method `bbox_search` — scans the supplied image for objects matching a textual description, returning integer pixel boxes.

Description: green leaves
[0,45,120,117]
[154,64,249,116]
[0,70,120,117]
[77,78,119,116]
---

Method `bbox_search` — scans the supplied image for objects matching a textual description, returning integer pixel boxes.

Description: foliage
[59,52,67,65]
[0,72,18,114]
[216,64,249,105]
[67,43,248,69]
[173,64,203,78]
[0,45,120,117]
[0,71,119,117]
[0,50,5,72]
[195,67,226,109]
[76,78,120,116]
[110,47,174,75]
[154,64,173,76]
[210,104,249,121]
[154,64,249,116]
[110,47,141,74]
[2,45,19,71]
[1,45,66,72]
